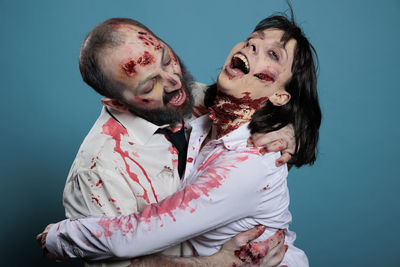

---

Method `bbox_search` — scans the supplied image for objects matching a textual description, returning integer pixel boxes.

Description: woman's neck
[208,90,268,140]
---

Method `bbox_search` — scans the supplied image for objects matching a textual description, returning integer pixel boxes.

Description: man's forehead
[110,23,143,33]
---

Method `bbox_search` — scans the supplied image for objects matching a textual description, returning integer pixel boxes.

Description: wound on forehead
[137,32,162,50]
[137,51,155,66]
[122,60,137,76]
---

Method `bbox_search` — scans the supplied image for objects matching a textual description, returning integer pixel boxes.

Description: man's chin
[127,100,192,126]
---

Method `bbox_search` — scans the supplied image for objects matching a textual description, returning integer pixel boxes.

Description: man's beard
[124,63,195,126]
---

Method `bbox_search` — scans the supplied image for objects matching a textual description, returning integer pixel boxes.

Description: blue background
[1,0,399,266]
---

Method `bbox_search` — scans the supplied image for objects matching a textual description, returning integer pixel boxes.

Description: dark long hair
[205,13,321,168]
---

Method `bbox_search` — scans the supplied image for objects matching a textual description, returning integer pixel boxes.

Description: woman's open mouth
[225,53,250,78]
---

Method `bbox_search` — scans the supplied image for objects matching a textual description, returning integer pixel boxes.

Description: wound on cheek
[254,73,275,82]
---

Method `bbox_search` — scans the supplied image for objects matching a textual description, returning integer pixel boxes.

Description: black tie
[156,125,188,178]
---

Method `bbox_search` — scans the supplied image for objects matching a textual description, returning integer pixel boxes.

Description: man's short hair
[79,18,159,99]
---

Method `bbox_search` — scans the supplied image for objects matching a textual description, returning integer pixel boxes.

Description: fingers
[245,225,267,243]
[252,132,280,147]
[265,139,288,153]
[263,229,285,249]
[264,240,285,267]
[259,230,286,267]
[36,233,44,249]
[276,152,292,167]
[269,242,287,267]
[234,225,267,245]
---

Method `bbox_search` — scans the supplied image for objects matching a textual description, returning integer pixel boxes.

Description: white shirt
[48,114,308,266]
[61,82,208,267]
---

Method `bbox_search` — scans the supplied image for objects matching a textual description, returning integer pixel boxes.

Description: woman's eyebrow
[270,42,288,59]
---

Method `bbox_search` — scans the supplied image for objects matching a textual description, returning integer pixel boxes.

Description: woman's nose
[247,39,258,55]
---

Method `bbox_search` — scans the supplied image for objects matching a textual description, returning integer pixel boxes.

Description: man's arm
[38,225,286,267]
[63,169,139,219]
[132,227,286,267]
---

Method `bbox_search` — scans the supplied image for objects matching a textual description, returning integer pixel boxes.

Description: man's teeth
[171,90,182,103]
[233,54,249,73]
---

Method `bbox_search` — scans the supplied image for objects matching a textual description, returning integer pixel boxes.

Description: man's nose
[162,72,182,93]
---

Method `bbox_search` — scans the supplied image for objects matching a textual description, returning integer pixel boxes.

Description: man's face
[217,28,296,100]
[100,24,193,125]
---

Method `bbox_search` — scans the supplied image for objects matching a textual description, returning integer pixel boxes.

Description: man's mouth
[168,88,186,107]
[230,53,250,74]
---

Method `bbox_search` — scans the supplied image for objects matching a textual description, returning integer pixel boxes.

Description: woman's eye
[269,50,279,61]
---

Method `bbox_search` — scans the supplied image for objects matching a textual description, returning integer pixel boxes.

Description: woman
[41,14,321,267]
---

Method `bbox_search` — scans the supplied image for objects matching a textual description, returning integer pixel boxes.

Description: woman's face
[217,29,296,101]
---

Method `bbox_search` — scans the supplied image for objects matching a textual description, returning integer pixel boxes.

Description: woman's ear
[269,90,291,106]
[101,98,129,112]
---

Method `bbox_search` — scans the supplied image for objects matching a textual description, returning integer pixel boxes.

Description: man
[39,18,294,266]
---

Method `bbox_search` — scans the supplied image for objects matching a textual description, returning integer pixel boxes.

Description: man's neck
[208,90,267,140]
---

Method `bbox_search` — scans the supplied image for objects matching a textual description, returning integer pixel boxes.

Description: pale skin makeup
[209,29,296,140]
[100,25,187,112]
[218,28,296,103]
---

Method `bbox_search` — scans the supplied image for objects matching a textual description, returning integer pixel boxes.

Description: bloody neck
[208,91,268,139]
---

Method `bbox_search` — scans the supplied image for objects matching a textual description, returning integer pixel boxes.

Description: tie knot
[155,124,188,178]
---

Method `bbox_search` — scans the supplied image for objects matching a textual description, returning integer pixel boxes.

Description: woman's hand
[248,124,295,167]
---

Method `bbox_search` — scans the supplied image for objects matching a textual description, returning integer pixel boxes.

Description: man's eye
[163,53,172,66]
[141,79,155,94]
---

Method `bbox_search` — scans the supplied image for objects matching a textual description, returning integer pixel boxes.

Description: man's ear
[269,90,291,106]
[101,98,129,112]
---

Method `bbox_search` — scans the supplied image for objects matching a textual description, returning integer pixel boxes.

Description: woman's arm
[38,224,287,267]
[44,151,285,260]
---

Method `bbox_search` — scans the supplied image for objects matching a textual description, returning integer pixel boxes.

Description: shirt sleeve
[63,167,139,219]
[46,151,286,260]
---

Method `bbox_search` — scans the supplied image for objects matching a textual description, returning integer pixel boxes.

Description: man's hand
[220,226,287,267]
[36,223,58,259]
[248,124,295,167]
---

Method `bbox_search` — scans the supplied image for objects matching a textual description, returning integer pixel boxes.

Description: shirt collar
[189,114,251,151]
[105,107,160,145]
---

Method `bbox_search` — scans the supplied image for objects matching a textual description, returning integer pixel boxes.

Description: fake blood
[96,150,251,238]
[209,91,268,138]
[192,105,209,118]
[122,51,155,77]
[91,197,102,207]
[137,51,155,66]
[137,32,162,50]
[234,242,269,265]
[90,162,97,169]
[122,60,136,76]
[254,72,275,82]
[101,118,158,204]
